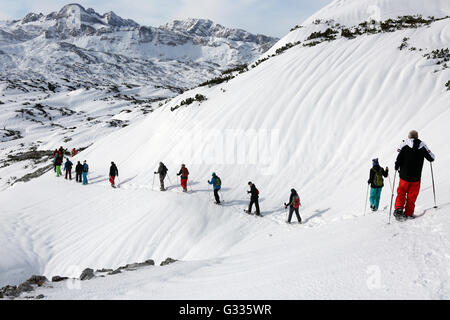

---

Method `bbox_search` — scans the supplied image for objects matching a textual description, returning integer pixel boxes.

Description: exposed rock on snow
[51,276,68,282]
[160,258,178,266]
[79,268,95,281]
[0,275,47,299]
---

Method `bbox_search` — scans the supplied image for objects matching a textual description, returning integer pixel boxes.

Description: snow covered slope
[304,0,450,26]
[0,0,449,299]
[265,0,450,58]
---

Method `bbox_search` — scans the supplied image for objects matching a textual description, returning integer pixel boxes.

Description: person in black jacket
[285,189,302,224]
[154,162,168,191]
[394,130,435,219]
[367,158,389,212]
[246,182,261,216]
[75,161,83,183]
[109,162,119,188]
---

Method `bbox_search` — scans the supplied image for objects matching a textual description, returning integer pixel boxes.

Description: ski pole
[431,162,437,208]
[388,173,393,194]
[152,174,155,191]
[167,174,173,186]
[388,170,397,225]
[364,184,370,216]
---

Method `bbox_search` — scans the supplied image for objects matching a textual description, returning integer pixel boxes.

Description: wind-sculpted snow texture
[0,0,449,299]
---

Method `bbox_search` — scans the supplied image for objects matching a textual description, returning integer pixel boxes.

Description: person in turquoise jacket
[82,160,89,185]
[208,172,221,204]
[368,158,389,212]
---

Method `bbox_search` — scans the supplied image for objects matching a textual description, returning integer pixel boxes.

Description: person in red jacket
[394,130,435,220]
[177,164,189,192]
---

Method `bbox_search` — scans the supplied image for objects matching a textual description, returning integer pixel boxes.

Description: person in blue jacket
[82,160,89,185]
[208,172,221,204]
[64,158,73,180]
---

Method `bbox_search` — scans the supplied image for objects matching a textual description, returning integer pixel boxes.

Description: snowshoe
[244,209,252,215]
[393,209,406,221]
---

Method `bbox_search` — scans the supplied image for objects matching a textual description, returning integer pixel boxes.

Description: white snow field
[1,0,450,299]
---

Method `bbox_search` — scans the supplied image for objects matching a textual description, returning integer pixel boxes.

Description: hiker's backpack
[373,168,384,187]
[293,195,300,208]
[215,176,222,187]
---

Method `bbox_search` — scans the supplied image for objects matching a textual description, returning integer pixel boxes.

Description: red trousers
[109,176,116,185]
[181,178,188,190]
[395,178,421,217]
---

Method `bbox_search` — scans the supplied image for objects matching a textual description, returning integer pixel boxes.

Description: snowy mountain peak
[103,10,139,27]
[161,18,275,44]
[17,3,139,30]
[20,12,44,24]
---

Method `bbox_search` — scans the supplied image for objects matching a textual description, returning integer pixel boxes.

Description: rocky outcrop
[160,258,178,266]
[0,258,177,299]
[0,275,48,299]
[79,268,95,281]
[51,276,69,282]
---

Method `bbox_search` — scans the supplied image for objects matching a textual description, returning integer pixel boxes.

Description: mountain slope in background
[0,3,277,190]
[0,3,277,88]
[0,0,449,299]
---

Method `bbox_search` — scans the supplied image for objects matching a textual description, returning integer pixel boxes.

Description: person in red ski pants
[393,130,435,219]
[395,179,421,217]
[177,164,189,192]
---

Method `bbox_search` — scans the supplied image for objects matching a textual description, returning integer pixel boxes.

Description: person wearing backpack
[154,162,168,191]
[82,160,89,185]
[52,149,58,172]
[246,182,261,216]
[109,161,119,188]
[64,158,73,180]
[55,155,63,177]
[177,164,189,192]
[208,172,221,204]
[368,158,389,212]
[285,189,302,224]
[75,161,83,183]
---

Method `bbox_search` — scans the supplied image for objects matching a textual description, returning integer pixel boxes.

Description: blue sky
[0,0,331,37]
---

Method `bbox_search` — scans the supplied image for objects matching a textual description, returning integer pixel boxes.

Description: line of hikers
[367,130,435,220]
[51,130,435,224]
[153,162,302,223]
